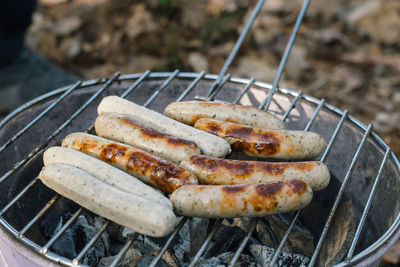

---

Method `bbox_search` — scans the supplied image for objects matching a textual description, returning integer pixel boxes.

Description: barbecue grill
[1,0,400,266]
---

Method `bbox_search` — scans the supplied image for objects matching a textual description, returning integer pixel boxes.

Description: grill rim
[0,71,399,267]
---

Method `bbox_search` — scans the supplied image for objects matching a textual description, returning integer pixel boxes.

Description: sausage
[182,155,330,191]
[164,101,285,129]
[97,96,231,158]
[39,164,177,237]
[61,132,198,193]
[194,118,327,159]
[94,113,200,164]
[170,180,313,218]
[43,146,173,209]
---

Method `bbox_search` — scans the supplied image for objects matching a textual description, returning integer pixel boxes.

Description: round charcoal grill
[1,1,400,266]
[0,72,400,267]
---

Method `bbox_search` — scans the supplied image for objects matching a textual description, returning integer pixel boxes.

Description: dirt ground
[8,0,400,265]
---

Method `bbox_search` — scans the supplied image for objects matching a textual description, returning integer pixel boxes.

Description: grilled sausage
[62,132,198,193]
[194,118,327,159]
[170,180,312,218]
[95,113,200,164]
[164,101,285,129]
[43,146,173,209]
[39,164,177,237]
[182,155,330,191]
[97,96,231,158]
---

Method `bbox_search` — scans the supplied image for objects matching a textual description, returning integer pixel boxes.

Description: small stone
[373,112,399,133]
[205,0,226,17]
[285,46,310,80]
[59,35,81,59]
[235,55,277,82]
[53,17,82,36]
[393,92,400,105]
[188,52,209,72]
[125,4,157,39]
[345,0,400,44]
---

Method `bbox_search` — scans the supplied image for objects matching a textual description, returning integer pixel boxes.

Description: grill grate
[0,72,399,267]
[1,0,400,265]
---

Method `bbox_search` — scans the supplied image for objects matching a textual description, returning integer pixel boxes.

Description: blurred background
[22,0,400,156]
[1,0,399,264]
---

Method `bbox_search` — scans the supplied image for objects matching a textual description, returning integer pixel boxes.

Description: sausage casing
[182,155,330,191]
[62,132,198,193]
[43,146,173,209]
[95,113,200,164]
[164,101,285,129]
[97,96,231,158]
[170,180,313,218]
[194,118,327,159]
[39,164,177,237]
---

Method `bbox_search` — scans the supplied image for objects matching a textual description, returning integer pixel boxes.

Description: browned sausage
[181,155,330,191]
[170,180,313,218]
[62,132,198,193]
[194,118,327,159]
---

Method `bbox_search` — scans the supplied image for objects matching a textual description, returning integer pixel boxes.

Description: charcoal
[189,218,209,258]
[137,254,168,267]
[255,219,277,248]
[172,221,191,262]
[134,235,161,254]
[118,227,136,243]
[249,245,309,267]
[105,221,122,242]
[50,215,77,259]
[74,215,107,266]
[198,252,256,267]
[110,242,125,256]
[204,222,245,258]
[94,217,111,256]
[151,250,180,267]
[264,215,314,257]
[96,248,142,267]
[232,218,254,231]
[318,196,356,267]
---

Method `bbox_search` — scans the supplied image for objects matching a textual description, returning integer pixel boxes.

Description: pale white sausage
[39,164,177,237]
[43,146,173,209]
[97,96,231,158]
